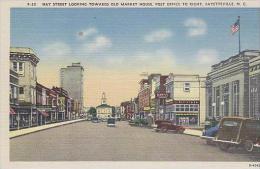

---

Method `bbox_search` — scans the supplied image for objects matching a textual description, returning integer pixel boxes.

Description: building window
[19,62,23,71]
[232,81,239,116]
[194,104,199,112]
[207,86,213,117]
[222,83,229,117]
[180,105,185,111]
[184,82,190,92]
[19,87,24,94]
[250,77,259,118]
[176,105,180,111]
[185,105,189,111]
[190,104,194,111]
[13,62,17,71]
[216,86,220,117]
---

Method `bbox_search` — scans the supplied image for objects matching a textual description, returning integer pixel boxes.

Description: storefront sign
[156,93,168,99]
[143,107,150,111]
[173,100,200,104]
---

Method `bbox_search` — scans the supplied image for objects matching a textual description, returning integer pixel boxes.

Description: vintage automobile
[202,117,260,152]
[154,120,185,134]
[91,117,100,123]
[107,117,116,127]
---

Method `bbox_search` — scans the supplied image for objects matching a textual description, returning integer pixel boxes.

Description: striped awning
[37,110,49,117]
[176,113,198,116]
[10,108,16,115]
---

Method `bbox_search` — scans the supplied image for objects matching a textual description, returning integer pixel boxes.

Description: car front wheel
[244,140,254,152]
[161,127,168,133]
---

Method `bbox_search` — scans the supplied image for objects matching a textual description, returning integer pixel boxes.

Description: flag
[231,18,240,34]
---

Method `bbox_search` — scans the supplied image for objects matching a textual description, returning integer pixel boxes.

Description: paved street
[10,121,259,161]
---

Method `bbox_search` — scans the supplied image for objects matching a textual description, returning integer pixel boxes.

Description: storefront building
[9,69,19,130]
[138,79,151,119]
[10,47,40,129]
[165,73,206,126]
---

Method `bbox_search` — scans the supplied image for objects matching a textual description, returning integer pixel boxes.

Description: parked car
[86,116,92,121]
[107,117,116,127]
[91,117,100,123]
[154,120,185,133]
[202,117,260,152]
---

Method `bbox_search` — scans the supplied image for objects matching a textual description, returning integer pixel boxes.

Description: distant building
[249,54,260,119]
[52,87,71,121]
[9,69,19,130]
[114,106,121,119]
[36,83,59,125]
[148,74,161,119]
[165,74,206,126]
[96,92,113,119]
[60,63,84,112]
[120,101,131,120]
[154,75,168,120]
[138,79,150,119]
[206,50,260,119]
[10,47,40,128]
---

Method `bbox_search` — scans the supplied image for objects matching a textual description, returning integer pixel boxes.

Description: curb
[183,133,202,137]
[9,119,86,139]
[128,124,202,137]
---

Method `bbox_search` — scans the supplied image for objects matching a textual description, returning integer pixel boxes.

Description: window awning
[41,111,49,117]
[37,110,49,117]
[10,108,16,115]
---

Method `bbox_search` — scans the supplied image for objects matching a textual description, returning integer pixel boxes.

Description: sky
[11,8,260,107]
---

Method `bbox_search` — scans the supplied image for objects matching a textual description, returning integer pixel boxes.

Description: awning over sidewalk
[10,108,16,115]
[37,110,49,117]
[41,111,49,117]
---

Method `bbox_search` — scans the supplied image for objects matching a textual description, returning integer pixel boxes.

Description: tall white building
[60,63,84,111]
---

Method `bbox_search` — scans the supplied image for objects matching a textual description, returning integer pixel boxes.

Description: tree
[88,107,97,117]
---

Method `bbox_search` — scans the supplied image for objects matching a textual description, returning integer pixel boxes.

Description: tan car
[214,117,260,152]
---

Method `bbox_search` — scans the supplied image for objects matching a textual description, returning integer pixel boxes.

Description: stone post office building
[206,50,260,119]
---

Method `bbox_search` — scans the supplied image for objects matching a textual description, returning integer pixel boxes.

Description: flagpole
[238,16,241,54]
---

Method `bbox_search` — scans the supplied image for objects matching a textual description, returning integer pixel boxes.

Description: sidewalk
[183,129,202,137]
[9,119,86,138]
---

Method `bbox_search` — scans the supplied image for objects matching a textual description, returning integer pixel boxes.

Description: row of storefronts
[9,84,82,130]
[9,47,82,130]
[121,74,206,126]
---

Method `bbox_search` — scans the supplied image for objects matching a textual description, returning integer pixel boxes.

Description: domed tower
[101,92,107,105]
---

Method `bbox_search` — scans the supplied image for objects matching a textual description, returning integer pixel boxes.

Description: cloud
[104,48,175,73]
[184,18,207,37]
[195,49,219,65]
[41,42,71,58]
[81,35,112,53]
[77,28,98,40]
[144,29,173,43]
